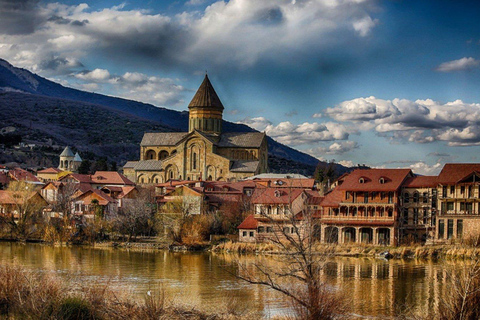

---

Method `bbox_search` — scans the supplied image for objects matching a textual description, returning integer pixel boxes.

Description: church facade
[124,75,268,184]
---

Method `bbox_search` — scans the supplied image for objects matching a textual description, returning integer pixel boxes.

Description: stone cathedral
[123,75,268,184]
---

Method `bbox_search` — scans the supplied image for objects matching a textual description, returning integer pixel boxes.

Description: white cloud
[338,160,354,167]
[238,117,349,146]
[324,96,480,146]
[306,141,358,158]
[352,16,378,37]
[436,57,480,72]
[75,68,110,81]
[408,162,443,175]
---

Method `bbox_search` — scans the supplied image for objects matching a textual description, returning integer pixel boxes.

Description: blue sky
[1,0,480,174]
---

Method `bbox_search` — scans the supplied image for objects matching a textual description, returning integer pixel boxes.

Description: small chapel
[124,75,269,184]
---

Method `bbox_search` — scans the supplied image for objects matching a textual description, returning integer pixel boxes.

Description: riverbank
[0,263,260,320]
[211,241,480,259]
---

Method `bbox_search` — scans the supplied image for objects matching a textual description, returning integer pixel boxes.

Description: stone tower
[58,146,82,172]
[188,74,224,134]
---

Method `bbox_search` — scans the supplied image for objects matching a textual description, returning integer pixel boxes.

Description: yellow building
[124,75,268,184]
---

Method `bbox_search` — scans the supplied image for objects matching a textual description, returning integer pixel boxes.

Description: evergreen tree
[93,158,109,172]
[78,160,91,174]
[110,161,118,172]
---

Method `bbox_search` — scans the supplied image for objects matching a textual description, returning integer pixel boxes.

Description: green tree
[78,160,91,174]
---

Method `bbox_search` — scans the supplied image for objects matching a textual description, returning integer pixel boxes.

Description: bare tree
[0,181,47,240]
[114,192,155,242]
[235,185,347,319]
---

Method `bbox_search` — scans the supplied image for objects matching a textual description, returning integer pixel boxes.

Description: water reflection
[0,243,457,318]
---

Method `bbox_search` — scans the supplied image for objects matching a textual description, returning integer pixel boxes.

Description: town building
[319,169,413,246]
[124,75,268,184]
[400,175,438,242]
[436,163,480,241]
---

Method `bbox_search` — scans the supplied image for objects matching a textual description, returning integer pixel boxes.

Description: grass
[212,241,480,260]
[0,263,259,320]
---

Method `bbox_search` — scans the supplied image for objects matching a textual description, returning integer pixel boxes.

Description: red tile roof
[0,191,41,205]
[251,188,304,204]
[61,174,92,183]
[437,163,480,185]
[8,168,40,183]
[37,167,62,174]
[304,190,324,205]
[403,175,438,188]
[320,188,344,207]
[338,169,412,192]
[237,214,258,229]
[0,172,9,185]
[91,171,134,185]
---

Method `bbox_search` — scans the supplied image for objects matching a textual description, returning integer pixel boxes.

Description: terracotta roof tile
[403,175,438,188]
[8,168,40,183]
[251,188,304,204]
[237,214,258,229]
[37,167,62,174]
[338,168,412,192]
[437,163,480,185]
[91,171,134,185]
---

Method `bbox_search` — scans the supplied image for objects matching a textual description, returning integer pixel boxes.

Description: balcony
[339,201,395,206]
[322,214,394,222]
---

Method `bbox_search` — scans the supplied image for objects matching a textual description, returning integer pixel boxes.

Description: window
[447,219,454,239]
[413,208,418,225]
[413,192,419,203]
[193,152,197,170]
[249,231,254,237]
[404,192,410,203]
[258,227,265,233]
[381,192,385,200]
[242,231,247,237]
[359,178,365,184]
[371,192,376,200]
[461,186,465,194]
[423,192,428,203]
[379,177,385,184]
[364,192,369,203]
[469,186,473,198]
[346,192,350,200]
[266,227,273,233]
[450,186,455,194]
[388,192,393,204]
[442,186,447,198]
[438,220,444,239]
[283,227,290,234]
[423,208,428,224]
[447,202,454,211]
[457,220,463,239]
[402,209,408,224]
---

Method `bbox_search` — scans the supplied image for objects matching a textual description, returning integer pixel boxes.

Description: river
[0,242,458,318]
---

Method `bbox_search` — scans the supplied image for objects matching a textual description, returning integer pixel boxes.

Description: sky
[1,0,480,175]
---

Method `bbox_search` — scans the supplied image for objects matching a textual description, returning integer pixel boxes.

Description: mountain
[0,58,347,175]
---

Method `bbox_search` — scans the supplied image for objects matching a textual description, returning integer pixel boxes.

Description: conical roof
[188,74,224,110]
[74,152,82,162]
[60,146,74,157]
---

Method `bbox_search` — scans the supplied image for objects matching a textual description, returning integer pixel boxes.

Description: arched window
[193,152,197,170]
[379,177,385,184]
[413,192,419,203]
[404,192,410,203]
[359,178,365,184]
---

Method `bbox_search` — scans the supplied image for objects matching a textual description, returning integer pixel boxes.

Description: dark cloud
[71,19,89,27]
[427,152,450,157]
[0,0,41,35]
[48,15,72,25]
[253,7,284,26]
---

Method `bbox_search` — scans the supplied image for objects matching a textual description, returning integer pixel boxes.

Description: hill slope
[0,58,346,175]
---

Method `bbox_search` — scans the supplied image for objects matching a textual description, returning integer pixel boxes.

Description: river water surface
[0,242,457,318]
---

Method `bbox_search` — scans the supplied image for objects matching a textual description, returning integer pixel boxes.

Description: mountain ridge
[0,58,346,175]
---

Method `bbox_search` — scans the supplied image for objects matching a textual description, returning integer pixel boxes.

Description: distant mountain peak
[0,58,39,91]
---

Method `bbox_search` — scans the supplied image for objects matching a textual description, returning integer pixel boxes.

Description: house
[319,169,413,246]
[157,185,204,215]
[401,175,438,242]
[0,190,48,219]
[72,189,117,218]
[36,167,64,182]
[436,163,480,241]
[238,188,308,242]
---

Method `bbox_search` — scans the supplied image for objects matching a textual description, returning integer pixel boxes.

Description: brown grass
[0,263,258,319]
